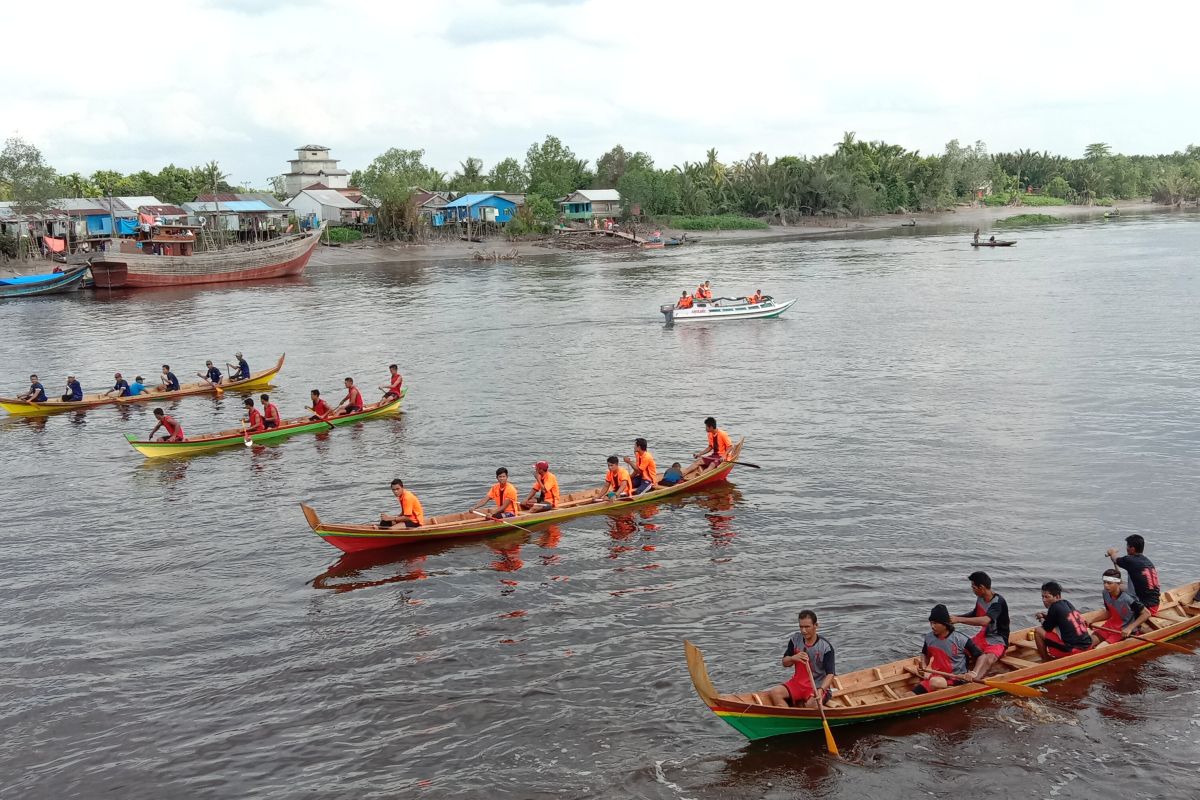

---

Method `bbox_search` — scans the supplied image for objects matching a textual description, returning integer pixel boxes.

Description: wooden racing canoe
[301,438,745,553]
[0,354,285,416]
[686,580,1200,741]
[124,391,403,458]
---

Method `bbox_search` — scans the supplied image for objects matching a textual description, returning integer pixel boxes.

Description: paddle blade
[214,385,224,396]
[983,678,1042,698]
[1153,639,1194,655]
[822,719,840,757]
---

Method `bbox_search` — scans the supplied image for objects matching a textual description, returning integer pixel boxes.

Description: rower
[988,235,996,243]
[600,455,633,501]
[260,393,281,429]
[949,571,1009,681]
[471,467,520,519]
[729,610,835,708]
[61,374,83,402]
[197,360,222,386]
[1034,581,1094,660]
[20,374,47,403]
[380,364,403,400]
[659,461,685,486]
[973,228,980,244]
[227,352,250,381]
[129,375,147,396]
[1094,568,1151,645]
[624,437,659,494]
[308,389,331,421]
[912,604,982,694]
[676,291,694,310]
[693,416,732,468]
[521,461,560,512]
[104,372,131,398]
[380,478,424,529]
[148,407,185,442]
[332,377,364,416]
[1107,534,1161,614]
[243,397,265,433]
[160,364,180,392]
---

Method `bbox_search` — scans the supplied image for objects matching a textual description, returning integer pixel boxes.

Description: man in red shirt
[260,394,281,429]
[308,389,331,421]
[379,364,403,400]
[333,377,364,416]
[148,407,185,442]
[243,397,266,432]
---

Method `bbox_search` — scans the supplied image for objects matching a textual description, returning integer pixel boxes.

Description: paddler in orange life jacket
[333,377,364,416]
[1093,568,1151,645]
[727,609,836,708]
[472,467,520,519]
[948,571,1009,682]
[260,394,281,429]
[379,363,403,400]
[676,291,694,309]
[694,416,732,468]
[599,455,633,502]
[148,407,185,442]
[623,437,659,495]
[912,604,982,695]
[522,461,560,512]
[380,478,424,529]
[243,397,265,432]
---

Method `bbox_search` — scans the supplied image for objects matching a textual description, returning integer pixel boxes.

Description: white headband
[1103,576,1122,584]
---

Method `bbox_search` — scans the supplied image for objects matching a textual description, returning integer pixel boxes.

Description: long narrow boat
[0,265,91,298]
[970,240,1016,247]
[661,297,796,324]
[302,438,745,553]
[686,580,1200,741]
[124,392,403,458]
[0,354,285,416]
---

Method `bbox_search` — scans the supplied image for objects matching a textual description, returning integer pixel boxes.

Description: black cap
[929,604,951,626]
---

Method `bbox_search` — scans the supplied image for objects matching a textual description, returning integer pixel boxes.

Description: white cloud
[2,0,1196,183]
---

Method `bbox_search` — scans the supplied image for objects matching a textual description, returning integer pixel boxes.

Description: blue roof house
[443,193,517,224]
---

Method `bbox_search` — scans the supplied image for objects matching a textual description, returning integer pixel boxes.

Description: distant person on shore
[227,353,250,381]
[197,360,222,386]
[61,375,83,402]
[104,372,131,398]
[332,377,364,416]
[260,394,281,429]
[148,408,184,442]
[380,364,403,400]
[1107,534,1161,614]
[380,479,424,528]
[19,374,47,403]
[1034,581,1093,660]
[677,291,694,309]
[160,364,180,392]
[243,397,265,433]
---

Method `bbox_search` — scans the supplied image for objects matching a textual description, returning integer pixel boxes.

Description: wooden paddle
[241,421,252,447]
[1090,624,1194,654]
[802,657,839,757]
[920,667,1043,698]
[728,460,760,469]
[471,509,538,536]
[304,407,337,430]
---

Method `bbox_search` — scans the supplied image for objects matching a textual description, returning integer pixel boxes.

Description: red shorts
[918,675,964,693]
[977,641,1006,660]
[784,673,815,704]
[1043,629,1090,658]
[1094,626,1124,645]
[1147,605,1160,616]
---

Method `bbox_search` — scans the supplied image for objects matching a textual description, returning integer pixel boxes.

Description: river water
[2,211,1199,799]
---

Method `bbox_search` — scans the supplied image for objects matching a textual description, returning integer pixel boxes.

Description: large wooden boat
[88,224,323,288]
[686,580,1200,741]
[301,439,745,553]
[124,392,403,458]
[0,354,285,416]
[0,265,90,298]
[661,296,796,323]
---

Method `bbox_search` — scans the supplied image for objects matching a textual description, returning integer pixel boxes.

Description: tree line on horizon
[3,134,1199,236]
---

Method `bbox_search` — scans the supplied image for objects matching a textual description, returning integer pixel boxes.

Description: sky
[3,0,1196,185]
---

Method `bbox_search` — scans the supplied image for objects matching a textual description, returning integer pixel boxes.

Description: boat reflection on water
[695,484,743,548]
[311,537,466,593]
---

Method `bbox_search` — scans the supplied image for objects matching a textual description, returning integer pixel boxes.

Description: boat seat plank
[1000,655,1040,669]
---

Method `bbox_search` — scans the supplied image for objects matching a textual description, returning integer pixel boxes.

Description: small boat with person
[0,265,91,299]
[662,295,796,324]
[301,439,745,553]
[971,240,1016,247]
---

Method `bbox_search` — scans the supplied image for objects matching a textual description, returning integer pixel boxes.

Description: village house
[558,189,621,222]
[442,193,517,224]
[281,145,351,196]
[285,187,368,226]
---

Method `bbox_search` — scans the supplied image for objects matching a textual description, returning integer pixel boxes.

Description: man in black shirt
[1107,534,1161,614]
[1034,581,1093,660]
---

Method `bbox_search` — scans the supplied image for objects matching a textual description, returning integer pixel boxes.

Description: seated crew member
[196,360,222,386]
[160,364,180,392]
[727,610,836,708]
[949,571,1010,681]
[624,437,659,495]
[989,235,997,243]
[676,291,694,309]
[308,389,331,421]
[1094,568,1152,645]
[1034,581,1094,660]
[746,290,762,304]
[332,377,364,416]
[599,455,633,501]
[1107,534,1161,614]
[697,280,713,300]
[693,416,733,468]
[20,374,47,403]
[129,375,147,396]
[104,372,131,398]
[471,467,520,519]
[379,364,403,400]
[61,375,83,402]
[228,352,250,381]
[659,462,685,486]
[521,461,560,512]
[148,407,184,442]
[259,394,281,429]
[911,604,982,695]
[380,478,424,529]
[243,397,266,433]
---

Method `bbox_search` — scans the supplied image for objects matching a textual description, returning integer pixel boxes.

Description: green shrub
[327,227,363,243]
[1044,176,1072,199]
[662,214,769,231]
[996,213,1066,226]
[1017,194,1067,206]
[1093,197,1115,206]
[983,193,1012,206]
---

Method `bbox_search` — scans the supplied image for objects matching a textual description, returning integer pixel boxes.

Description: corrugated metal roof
[184,200,277,213]
[116,196,165,209]
[286,189,365,210]
[444,193,516,209]
[298,144,330,151]
[576,189,620,202]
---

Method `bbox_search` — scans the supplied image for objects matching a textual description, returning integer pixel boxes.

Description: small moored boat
[124,392,403,458]
[971,240,1016,247]
[302,439,745,553]
[0,265,91,299]
[662,296,796,324]
[686,580,1200,742]
[0,354,285,416]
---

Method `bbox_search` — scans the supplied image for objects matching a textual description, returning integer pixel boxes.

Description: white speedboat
[660,295,797,323]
